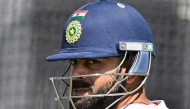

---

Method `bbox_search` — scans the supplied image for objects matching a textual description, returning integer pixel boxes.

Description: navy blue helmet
[47,0,155,109]
[46,0,155,61]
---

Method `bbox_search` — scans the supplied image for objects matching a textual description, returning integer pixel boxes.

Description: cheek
[91,75,114,92]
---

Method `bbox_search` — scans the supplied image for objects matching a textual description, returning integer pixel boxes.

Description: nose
[70,63,88,77]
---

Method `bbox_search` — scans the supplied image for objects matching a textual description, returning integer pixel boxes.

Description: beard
[70,79,123,109]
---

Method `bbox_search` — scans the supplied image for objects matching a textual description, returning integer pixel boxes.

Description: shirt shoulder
[151,100,168,109]
[120,100,168,109]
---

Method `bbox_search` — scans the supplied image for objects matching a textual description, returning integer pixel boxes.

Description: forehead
[71,56,120,61]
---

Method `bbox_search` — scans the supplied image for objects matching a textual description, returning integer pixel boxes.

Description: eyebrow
[86,58,107,60]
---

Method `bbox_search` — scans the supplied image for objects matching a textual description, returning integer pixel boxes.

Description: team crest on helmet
[66,20,82,44]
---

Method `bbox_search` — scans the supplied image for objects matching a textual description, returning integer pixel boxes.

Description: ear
[126,75,137,83]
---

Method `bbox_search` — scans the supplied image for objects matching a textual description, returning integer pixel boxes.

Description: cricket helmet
[46,0,155,109]
[46,0,155,61]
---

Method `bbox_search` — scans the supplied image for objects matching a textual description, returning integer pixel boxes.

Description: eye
[69,60,77,65]
[87,59,100,65]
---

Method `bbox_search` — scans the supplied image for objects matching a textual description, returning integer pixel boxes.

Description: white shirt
[120,100,168,109]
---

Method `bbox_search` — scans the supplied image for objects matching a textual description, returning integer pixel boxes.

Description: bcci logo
[66,20,82,44]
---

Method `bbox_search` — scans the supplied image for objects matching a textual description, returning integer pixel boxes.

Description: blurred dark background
[0,0,190,109]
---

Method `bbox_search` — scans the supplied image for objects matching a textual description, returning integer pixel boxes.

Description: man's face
[69,57,122,109]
